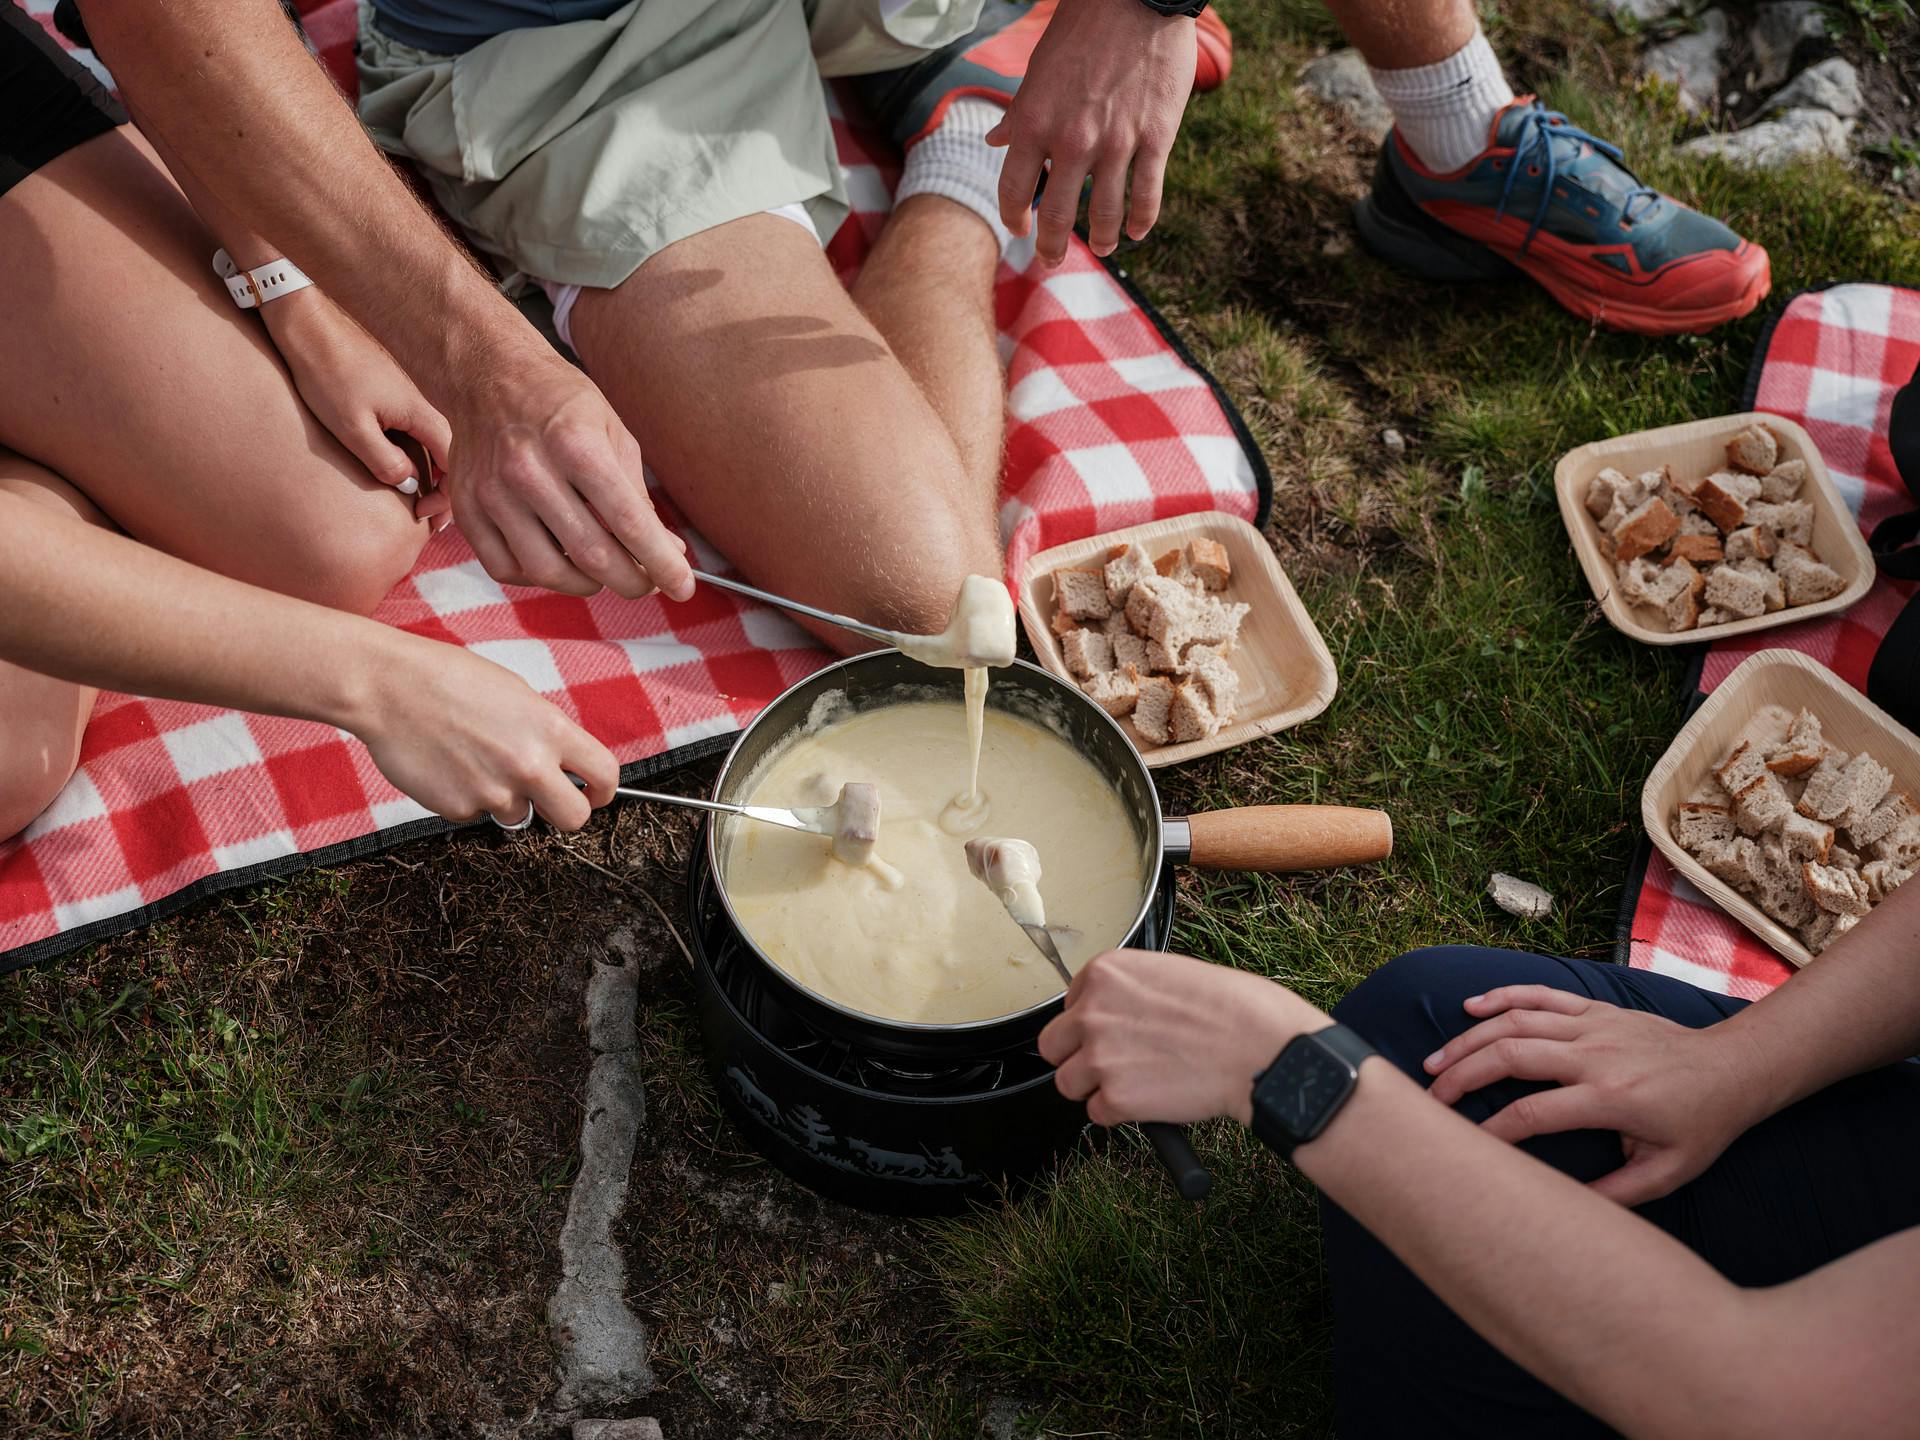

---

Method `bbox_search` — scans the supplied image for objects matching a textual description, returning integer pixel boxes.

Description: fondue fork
[690,570,902,651]
[1009,924,1215,1205]
[605,785,879,862]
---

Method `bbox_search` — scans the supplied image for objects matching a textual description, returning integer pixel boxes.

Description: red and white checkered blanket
[1626,284,1920,998]
[0,11,1267,971]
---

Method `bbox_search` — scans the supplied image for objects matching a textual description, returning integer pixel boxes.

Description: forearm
[74,0,533,408]
[1298,1063,1761,1438]
[1705,880,1920,1121]
[0,492,398,735]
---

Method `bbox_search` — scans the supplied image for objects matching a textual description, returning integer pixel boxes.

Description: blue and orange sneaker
[1354,98,1770,336]
[854,0,1232,150]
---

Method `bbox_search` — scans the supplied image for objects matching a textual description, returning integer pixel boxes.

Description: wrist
[324,619,414,740]
[1228,982,1331,1126]
[1695,1018,1784,1130]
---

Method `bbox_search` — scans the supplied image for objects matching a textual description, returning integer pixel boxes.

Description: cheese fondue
[721,698,1144,1024]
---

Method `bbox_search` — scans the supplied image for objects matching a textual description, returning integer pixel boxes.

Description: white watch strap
[212,248,314,309]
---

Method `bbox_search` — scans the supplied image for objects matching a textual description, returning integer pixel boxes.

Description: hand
[1425,987,1768,1206]
[445,351,694,602]
[352,631,618,831]
[1039,948,1323,1126]
[263,289,452,511]
[987,0,1195,264]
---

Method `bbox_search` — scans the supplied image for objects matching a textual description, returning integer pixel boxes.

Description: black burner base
[685,828,1179,1215]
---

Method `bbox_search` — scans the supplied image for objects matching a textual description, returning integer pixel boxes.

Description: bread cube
[1585,466,1633,519]
[1862,859,1911,904]
[1144,638,1184,673]
[1186,537,1231,591]
[1715,739,1771,798]
[1734,560,1785,613]
[1725,423,1780,474]
[1834,753,1894,832]
[1699,835,1758,889]
[1847,791,1913,848]
[1760,459,1807,502]
[1614,497,1681,561]
[1055,568,1113,620]
[1703,563,1768,619]
[1153,548,1206,596]
[1870,814,1920,870]
[1747,500,1814,547]
[1757,834,1818,927]
[1125,574,1195,647]
[1168,682,1218,744]
[1732,772,1794,835]
[1779,811,1834,864]
[1060,627,1115,679]
[1803,861,1871,917]
[1132,675,1177,744]
[1111,630,1150,674]
[1772,542,1844,605]
[1103,542,1157,609]
[1677,511,1721,537]
[1724,526,1776,565]
[1668,533,1724,566]
[1081,663,1141,717]
[1187,597,1250,650]
[1801,909,1859,954]
[1187,648,1240,721]
[1795,748,1856,822]
[1050,607,1082,638]
[1674,801,1736,852]
[1765,709,1825,778]
[1689,472,1760,532]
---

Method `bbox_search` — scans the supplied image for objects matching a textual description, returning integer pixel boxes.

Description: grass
[5,1,1920,1434]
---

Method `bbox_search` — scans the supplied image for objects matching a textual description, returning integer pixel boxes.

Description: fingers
[1053,1051,1098,1104]
[526,763,592,833]
[572,428,695,602]
[996,129,1047,238]
[1034,157,1089,267]
[1125,144,1168,242]
[1038,1007,1084,1067]
[413,403,454,475]
[1589,1153,1686,1208]
[1425,1008,1584,1079]
[344,422,423,493]
[493,500,599,596]
[563,726,620,810]
[1463,986,1594,1020]
[1085,155,1128,258]
[538,488,651,598]
[1428,1036,1580,1107]
[1479,1085,1606,1145]
[458,500,519,579]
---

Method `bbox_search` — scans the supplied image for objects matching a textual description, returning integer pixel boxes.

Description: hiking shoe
[1354,97,1771,335]
[853,1,1232,150]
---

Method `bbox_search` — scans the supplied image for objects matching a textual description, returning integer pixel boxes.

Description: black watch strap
[1134,0,1207,16]
[1249,1023,1377,1160]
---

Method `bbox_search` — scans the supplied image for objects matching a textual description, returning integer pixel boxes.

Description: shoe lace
[1497,102,1662,253]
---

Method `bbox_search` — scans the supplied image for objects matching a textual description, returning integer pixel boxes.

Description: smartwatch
[1134,0,1207,16]
[212,248,314,310]
[1249,1024,1377,1160]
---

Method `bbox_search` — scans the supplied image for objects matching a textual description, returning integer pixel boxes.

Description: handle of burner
[1142,1122,1211,1201]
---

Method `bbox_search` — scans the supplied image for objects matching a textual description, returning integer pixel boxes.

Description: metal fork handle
[691,569,898,649]
[609,787,814,834]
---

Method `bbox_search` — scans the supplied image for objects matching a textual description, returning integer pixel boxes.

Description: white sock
[1367,30,1516,174]
[895,97,1014,251]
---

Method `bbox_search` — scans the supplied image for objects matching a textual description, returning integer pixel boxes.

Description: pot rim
[703,652,1165,1039]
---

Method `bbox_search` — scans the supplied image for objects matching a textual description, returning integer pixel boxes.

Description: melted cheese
[722,700,1144,1024]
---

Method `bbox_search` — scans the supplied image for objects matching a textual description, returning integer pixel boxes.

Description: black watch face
[1266,1041,1358,1140]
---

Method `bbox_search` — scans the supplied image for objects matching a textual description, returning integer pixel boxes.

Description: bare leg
[1321,0,1476,68]
[0,457,105,839]
[567,214,1002,653]
[849,195,1006,497]
[0,126,426,614]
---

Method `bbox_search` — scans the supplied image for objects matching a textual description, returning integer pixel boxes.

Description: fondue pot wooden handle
[1174,806,1393,872]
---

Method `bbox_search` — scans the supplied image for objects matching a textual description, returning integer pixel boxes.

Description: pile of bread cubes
[1049,537,1249,746]
[1675,704,1918,954]
[1587,421,1845,631]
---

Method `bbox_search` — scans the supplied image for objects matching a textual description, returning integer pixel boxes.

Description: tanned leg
[849,195,1007,499]
[1321,0,1477,69]
[567,213,1002,654]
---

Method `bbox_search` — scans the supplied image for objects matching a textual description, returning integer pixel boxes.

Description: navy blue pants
[1324,947,1920,1438]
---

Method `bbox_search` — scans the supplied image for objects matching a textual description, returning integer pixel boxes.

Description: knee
[273,494,426,615]
[1334,946,1549,1079]
[0,727,82,842]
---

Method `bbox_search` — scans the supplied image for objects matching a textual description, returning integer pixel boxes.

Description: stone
[573,1422,663,1440]
[981,1398,1023,1440]
[1593,0,1690,21]
[551,946,655,1413]
[1680,107,1854,167]
[1382,428,1407,455]
[1751,1,1827,89]
[1299,49,1393,143]
[1640,8,1730,112]
[1761,57,1863,121]
[1487,872,1554,920]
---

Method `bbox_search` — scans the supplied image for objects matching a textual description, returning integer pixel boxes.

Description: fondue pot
[703,652,1391,1061]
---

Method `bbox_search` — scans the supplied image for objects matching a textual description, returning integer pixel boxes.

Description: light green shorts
[356,0,985,290]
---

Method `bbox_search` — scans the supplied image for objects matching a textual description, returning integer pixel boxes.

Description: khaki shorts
[357,0,984,290]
